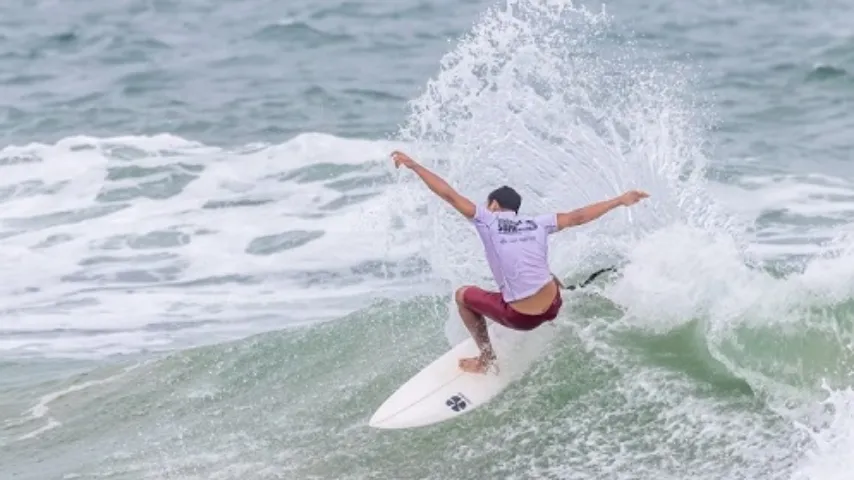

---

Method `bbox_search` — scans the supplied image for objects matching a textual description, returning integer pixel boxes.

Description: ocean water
[2,0,854,478]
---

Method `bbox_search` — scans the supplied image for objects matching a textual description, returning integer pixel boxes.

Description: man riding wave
[391,150,649,374]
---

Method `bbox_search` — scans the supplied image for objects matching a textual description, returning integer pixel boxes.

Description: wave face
[2,0,854,479]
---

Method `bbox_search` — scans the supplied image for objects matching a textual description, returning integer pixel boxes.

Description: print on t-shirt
[497,218,539,234]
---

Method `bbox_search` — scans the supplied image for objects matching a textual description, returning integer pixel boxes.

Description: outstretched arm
[391,150,476,219]
[556,190,649,231]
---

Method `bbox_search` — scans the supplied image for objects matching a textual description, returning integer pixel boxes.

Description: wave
[3,0,854,477]
[0,290,820,479]
[1,125,852,480]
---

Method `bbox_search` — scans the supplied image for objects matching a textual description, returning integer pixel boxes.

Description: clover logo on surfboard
[445,393,471,412]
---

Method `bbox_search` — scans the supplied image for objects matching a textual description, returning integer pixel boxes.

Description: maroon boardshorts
[462,286,563,331]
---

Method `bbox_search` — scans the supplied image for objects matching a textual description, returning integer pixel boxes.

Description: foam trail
[1,363,141,444]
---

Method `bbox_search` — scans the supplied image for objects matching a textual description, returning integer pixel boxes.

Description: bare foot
[458,351,497,374]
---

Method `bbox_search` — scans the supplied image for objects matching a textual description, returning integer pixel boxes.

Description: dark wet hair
[487,185,521,213]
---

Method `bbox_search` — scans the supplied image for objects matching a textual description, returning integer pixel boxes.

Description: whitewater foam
[791,383,854,480]
[0,132,424,358]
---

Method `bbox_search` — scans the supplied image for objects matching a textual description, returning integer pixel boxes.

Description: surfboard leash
[556,267,618,291]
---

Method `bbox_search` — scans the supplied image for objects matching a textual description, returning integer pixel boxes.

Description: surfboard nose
[367,334,526,430]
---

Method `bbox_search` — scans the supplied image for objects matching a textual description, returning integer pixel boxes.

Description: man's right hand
[619,190,649,206]
[391,151,418,170]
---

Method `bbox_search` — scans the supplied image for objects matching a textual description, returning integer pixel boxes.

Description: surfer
[391,150,649,374]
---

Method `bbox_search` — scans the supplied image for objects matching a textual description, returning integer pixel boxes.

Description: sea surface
[2,0,854,478]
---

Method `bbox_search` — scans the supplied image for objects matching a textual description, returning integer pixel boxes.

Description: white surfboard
[368,326,551,429]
